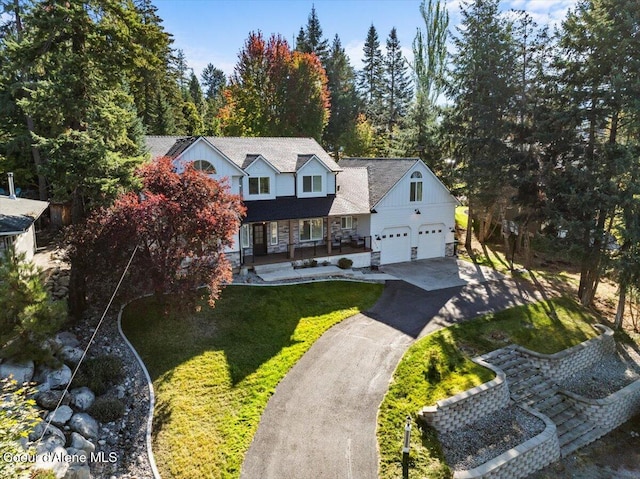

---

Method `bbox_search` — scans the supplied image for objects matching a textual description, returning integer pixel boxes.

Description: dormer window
[192,160,216,173]
[410,171,423,202]
[302,175,322,193]
[249,177,270,195]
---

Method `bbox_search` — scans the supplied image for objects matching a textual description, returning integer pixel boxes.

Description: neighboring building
[0,174,49,262]
[145,136,458,268]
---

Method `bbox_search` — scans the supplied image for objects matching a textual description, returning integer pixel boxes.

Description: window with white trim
[249,176,270,195]
[299,218,323,241]
[410,171,423,202]
[302,175,322,193]
[341,216,353,229]
[241,224,250,248]
[192,160,216,173]
[270,222,278,245]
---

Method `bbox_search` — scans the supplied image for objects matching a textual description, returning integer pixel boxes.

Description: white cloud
[345,40,365,69]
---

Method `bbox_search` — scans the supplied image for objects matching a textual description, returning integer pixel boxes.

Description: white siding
[297,158,331,198]
[244,159,277,201]
[173,141,244,195]
[326,171,336,194]
[9,225,37,262]
[378,162,453,208]
[276,173,295,197]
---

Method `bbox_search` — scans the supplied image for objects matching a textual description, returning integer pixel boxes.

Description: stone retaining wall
[418,357,508,434]
[561,379,640,432]
[515,324,615,382]
[453,406,560,479]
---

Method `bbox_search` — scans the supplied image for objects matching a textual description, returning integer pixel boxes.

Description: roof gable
[244,154,281,173]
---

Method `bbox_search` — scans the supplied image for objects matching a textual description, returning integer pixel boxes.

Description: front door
[253,223,267,256]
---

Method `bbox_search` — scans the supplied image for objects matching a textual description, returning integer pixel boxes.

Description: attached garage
[417,223,446,260]
[380,226,411,264]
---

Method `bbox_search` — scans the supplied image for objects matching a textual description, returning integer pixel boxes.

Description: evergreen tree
[383,28,412,135]
[201,63,227,100]
[188,70,206,117]
[295,5,329,64]
[358,25,385,125]
[174,48,189,94]
[448,0,517,249]
[323,35,360,158]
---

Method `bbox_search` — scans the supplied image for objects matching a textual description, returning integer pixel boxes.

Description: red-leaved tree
[66,157,245,317]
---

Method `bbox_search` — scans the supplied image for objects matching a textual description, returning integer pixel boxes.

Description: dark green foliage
[383,28,412,133]
[295,5,329,64]
[358,25,385,125]
[337,257,353,269]
[0,249,66,363]
[72,355,124,396]
[88,397,126,423]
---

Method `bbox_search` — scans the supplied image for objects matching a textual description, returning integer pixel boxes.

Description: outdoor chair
[350,234,365,248]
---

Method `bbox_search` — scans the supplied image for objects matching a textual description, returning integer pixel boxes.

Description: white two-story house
[145,136,458,269]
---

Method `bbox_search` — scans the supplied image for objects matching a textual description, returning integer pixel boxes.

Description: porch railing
[241,236,371,265]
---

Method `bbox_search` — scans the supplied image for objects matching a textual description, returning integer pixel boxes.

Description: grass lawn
[377,296,601,479]
[455,205,469,230]
[121,281,382,479]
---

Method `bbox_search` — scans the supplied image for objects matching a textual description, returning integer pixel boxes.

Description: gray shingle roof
[331,167,370,215]
[339,158,419,208]
[145,135,182,159]
[0,196,49,234]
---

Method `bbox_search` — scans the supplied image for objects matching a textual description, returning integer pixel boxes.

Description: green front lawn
[122,282,383,479]
[455,205,469,230]
[378,297,600,479]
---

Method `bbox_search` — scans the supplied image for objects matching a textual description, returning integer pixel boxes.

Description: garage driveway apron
[241,277,543,479]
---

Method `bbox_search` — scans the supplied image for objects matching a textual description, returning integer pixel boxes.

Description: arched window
[410,171,423,202]
[192,160,216,173]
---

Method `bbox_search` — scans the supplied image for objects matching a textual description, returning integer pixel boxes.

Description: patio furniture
[331,236,342,252]
[350,234,365,248]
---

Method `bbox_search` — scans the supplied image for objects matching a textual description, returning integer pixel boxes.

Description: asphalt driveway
[241,277,543,479]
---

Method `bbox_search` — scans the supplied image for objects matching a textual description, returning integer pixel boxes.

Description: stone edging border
[117,302,162,479]
[452,405,559,479]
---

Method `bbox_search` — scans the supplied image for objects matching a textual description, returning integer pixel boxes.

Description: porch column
[327,216,332,254]
[288,219,295,259]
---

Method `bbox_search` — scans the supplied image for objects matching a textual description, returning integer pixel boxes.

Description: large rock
[58,346,84,367]
[46,405,73,427]
[0,359,35,384]
[70,432,95,454]
[35,364,72,390]
[30,422,66,444]
[36,434,66,455]
[55,331,80,349]
[36,389,69,410]
[64,461,91,479]
[35,446,70,478]
[69,413,99,440]
[69,387,95,412]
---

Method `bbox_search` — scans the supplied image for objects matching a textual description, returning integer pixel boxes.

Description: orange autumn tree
[219,31,330,140]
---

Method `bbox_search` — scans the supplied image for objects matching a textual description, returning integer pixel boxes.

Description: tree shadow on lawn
[121,282,380,385]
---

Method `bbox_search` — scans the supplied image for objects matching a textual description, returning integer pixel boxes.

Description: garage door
[417,223,445,259]
[380,227,411,264]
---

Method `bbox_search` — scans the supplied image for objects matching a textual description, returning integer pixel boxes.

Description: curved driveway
[241,278,542,479]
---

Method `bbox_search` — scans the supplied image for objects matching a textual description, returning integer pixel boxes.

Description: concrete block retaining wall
[418,357,509,434]
[515,324,615,383]
[453,406,560,479]
[561,379,640,432]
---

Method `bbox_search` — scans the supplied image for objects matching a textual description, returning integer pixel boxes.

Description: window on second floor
[302,175,322,193]
[249,176,270,195]
[410,171,423,202]
[192,160,216,173]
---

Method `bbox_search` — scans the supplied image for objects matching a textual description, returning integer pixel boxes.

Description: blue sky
[154,0,577,78]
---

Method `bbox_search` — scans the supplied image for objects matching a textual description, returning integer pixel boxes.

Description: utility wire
[36,245,139,446]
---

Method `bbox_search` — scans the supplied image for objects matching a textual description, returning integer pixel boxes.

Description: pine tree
[448,0,517,249]
[384,28,412,135]
[188,70,206,116]
[201,63,227,100]
[295,5,328,64]
[323,35,360,158]
[358,25,385,124]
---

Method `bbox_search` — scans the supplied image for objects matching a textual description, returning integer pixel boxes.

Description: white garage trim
[380,226,411,265]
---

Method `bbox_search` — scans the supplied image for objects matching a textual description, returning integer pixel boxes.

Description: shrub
[337,258,353,269]
[72,355,124,395]
[88,397,126,423]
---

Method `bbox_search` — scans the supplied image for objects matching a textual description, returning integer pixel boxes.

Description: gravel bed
[563,345,640,399]
[439,405,546,471]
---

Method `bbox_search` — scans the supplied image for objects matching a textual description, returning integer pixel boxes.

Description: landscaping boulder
[0,359,35,384]
[69,387,95,412]
[36,389,69,410]
[64,461,91,479]
[70,432,95,453]
[36,434,66,455]
[30,422,66,444]
[58,346,84,367]
[35,446,70,478]
[69,413,99,440]
[55,331,80,349]
[35,364,73,390]
[47,405,74,427]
